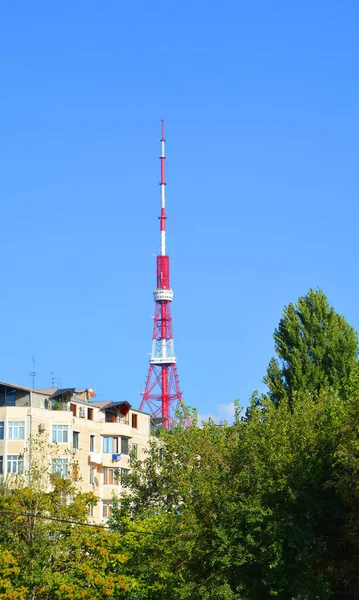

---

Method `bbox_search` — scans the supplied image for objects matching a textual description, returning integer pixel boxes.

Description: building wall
[0,395,151,523]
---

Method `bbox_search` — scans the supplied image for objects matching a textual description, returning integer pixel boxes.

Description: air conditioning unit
[79,407,86,418]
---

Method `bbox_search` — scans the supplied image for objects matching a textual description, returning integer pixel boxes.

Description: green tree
[326,394,359,593]
[264,289,358,405]
[103,291,359,598]
[0,434,134,599]
[109,394,353,599]
[109,415,240,599]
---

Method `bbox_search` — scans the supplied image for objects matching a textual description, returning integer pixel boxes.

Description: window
[121,437,129,455]
[73,432,79,449]
[132,443,138,459]
[102,501,112,518]
[103,436,118,453]
[88,408,94,421]
[52,458,68,477]
[89,467,95,485]
[104,468,119,485]
[89,504,94,518]
[59,492,69,506]
[103,436,130,454]
[8,421,25,440]
[72,464,79,481]
[120,468,129,487]
[52,425,68,443]
[0,387,16,407]
[0,422,4,440]
[7,455,23,474]
[0,456,3,474]
[90,435,95,452]
[131,414,138,428]
[103,436,112,453]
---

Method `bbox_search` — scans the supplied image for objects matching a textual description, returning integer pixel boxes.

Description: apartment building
[0,381,151,522]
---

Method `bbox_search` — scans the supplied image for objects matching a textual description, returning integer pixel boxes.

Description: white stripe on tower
[160,120,166,256]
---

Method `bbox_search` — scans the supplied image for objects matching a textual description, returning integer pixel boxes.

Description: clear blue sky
[1,1,358,421]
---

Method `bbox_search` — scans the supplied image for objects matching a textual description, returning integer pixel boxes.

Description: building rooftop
[0,381,151,416]
[0,381,51,396]
[35,388,58,395]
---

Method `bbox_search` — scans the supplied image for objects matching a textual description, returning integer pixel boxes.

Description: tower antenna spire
[160,119,166,256]
[140,121,189,429]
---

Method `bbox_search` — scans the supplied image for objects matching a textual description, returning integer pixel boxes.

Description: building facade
[0,381,151,522]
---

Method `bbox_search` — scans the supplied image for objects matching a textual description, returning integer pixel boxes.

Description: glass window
[104,468,119,485]
[52,425,69,443]
[0,387,16,407]
[103,436,112,453]
[131,414,138,428]
[90,435,95,452]
[89,467,95,485]
[52,458,68,477]
[120,468,129,487]
[73,432,79,449]
[59,492,69,505]
[5,389,16,406]
[102,501,112,518]
[0,456,3,474]
[89,504,94,518]
[8,421,25,440]
[121,437,129,455]
[72,464,79,481]
[7,455,24,474]
[132,443,138,459]
[0,422,4,440]
[103,436,118,453]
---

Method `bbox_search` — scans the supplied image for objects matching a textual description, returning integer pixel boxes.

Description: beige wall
[0,400,151,523]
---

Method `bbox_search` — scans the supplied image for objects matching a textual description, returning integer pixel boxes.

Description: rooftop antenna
[47,371,60,388]
[29,355,37,389]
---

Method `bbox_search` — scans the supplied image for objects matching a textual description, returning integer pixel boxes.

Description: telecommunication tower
[139,121,187,429]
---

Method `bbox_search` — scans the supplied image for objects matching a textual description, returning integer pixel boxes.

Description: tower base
[140,363,184,430]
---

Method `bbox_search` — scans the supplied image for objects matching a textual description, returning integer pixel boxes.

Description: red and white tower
[139,121,185,429]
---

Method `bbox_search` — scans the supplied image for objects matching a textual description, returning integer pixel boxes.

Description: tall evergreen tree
[264,289,358,405]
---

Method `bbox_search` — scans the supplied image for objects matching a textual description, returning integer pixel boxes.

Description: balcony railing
[101,415,129,425]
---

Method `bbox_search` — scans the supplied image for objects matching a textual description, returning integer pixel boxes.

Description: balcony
[98,410,129,425]
[105,415,129,425]
[101,453,123,467]
[50,400,70,412]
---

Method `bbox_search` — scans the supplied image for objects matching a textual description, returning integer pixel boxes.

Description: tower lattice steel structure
[139,121,185,429]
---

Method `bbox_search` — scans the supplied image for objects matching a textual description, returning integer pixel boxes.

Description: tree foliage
[0,434,133,599]
[108,391,359,599]
[264,289,358,405]
[2,290,359,598]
